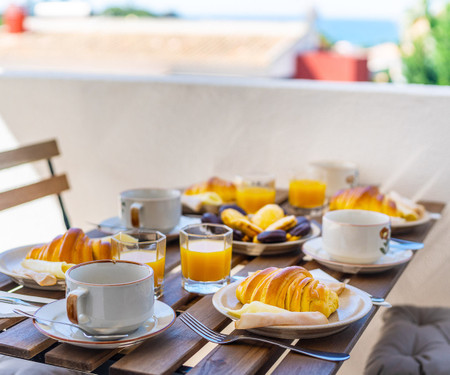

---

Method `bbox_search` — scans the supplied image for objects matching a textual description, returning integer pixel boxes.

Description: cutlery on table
[390,238,424,251]
[180,312,350,362]
[369,296,392,308]
[0,296,43,307]
[13,309,130,341]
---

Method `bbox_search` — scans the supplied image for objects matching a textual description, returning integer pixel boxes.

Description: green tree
[402,0,450,85]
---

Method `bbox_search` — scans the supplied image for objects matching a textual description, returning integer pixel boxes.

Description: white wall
[0,73,449,230]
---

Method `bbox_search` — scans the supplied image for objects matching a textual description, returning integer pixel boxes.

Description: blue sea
[316,19,399,47]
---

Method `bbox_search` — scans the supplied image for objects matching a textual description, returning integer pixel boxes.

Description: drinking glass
[288,172,327,216]
[235,174,276,214]
[111,229,166,298]
[179,223,233,294]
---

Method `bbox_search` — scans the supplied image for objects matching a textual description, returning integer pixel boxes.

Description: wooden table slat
[45,344,120,372]
[110,296,229,375]
[0,319,55,359]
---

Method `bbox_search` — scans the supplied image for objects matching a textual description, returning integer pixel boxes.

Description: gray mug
[120,188,181,233]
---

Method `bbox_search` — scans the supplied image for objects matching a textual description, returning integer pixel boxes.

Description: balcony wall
[0,73,449,228]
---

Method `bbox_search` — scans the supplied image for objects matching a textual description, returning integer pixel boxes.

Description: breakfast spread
[329,186,426,222]
[202,203,311,244]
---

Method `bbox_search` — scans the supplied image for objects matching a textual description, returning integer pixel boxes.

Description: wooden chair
[0,139,71,229]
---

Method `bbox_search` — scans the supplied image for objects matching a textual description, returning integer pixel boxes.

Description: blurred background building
[1,0,449,84]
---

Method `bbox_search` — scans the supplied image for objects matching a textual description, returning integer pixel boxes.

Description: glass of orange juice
[289,174,327,215]
[111,230,166,298]
[179,223,233,294]
[235,175,276,214]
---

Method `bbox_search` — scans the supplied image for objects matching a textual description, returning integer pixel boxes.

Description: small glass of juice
[235,175,276,214]
[289,175,327,215]
[111,230,166,298]
[179,223,233,294]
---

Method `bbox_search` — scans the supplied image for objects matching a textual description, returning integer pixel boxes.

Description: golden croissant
[329,186,401,217]
[25,228,113,264]
[236,266,339,318]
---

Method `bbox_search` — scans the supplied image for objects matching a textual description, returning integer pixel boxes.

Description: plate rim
[33,299,176,348]
[0,244,67,290]
[389,211,431,229]
[302,237,413,270]
[212,280,373,333]
[232,222,321,255]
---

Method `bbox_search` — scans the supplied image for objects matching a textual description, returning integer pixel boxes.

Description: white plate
[97,215,201,240]
[302,237,413,274]
[390,211,431,231]
[0,244,65,291]
[212,280,372,339]
[32,299,176,349]
[232,222,321,256]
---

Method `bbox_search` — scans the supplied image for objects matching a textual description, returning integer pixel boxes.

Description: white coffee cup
[322,209,391,264]
[120,188,181,234]
[309,160,359,198]
[66,260,154,335]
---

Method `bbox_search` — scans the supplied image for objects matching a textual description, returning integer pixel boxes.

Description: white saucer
[302,237,413,274]
[212,279,372,339]
[32,300,176,349]
[98,215,201,241]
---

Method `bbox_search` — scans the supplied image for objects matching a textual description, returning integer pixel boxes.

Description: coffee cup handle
[66,288,88,325]
[130,203,142,228]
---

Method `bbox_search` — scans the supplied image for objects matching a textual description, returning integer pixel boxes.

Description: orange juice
[180,240,232,282]
[119,250,165,288]
[236,186,276,214]
[289,179,326,208]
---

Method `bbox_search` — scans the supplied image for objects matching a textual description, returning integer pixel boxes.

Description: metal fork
[179,312,350,362]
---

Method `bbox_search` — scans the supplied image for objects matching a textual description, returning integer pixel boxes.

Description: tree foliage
[402,0,450,85]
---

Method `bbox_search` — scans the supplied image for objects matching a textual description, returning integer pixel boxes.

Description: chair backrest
[0,139,70,229]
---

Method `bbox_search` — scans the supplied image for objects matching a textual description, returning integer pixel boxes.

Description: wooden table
[0,201,444,375]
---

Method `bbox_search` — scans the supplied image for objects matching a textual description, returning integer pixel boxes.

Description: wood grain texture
[0,319,55,359]
[0,139,59,170]
[0,174,69,210]
[45,344,119,372]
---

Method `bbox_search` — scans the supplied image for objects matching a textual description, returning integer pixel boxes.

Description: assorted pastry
[329,186,426,223]
[226,266,345,329]
[181,176,236,212]
[201,203,312,244]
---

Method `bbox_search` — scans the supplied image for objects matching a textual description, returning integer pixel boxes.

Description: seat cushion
[365,305,450,375]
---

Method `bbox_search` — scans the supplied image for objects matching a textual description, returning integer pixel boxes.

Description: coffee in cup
[322,209,391,264]
[66,260,154,334]
[120,188,181,233]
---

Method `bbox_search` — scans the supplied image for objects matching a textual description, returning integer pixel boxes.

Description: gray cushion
[365,305,450,375]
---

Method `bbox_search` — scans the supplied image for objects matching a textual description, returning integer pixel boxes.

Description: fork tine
[184,313,226,340]
[180,315,221,343]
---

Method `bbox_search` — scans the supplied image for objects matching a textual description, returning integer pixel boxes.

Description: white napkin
[0,291,56,318]
[0,302,39,318]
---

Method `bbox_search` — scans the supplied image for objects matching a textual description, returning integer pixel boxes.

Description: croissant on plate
[236,266,339,318]
[184,177,236,203]
[25,228,113,264]
[328,186,424,221]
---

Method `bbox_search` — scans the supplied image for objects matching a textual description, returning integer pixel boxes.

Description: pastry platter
[390,211,431,232]
[232,221,321,256]
[0,244,65,291]
[302,237,414,274]
[213,279,372,339]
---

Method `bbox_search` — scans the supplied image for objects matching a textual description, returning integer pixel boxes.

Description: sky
[2,0,448,21]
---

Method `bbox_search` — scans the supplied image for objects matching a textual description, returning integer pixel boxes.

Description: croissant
[236,266,339,318]
[184,177,236,203]
[25,228,113,264]
[329,186,402,218]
